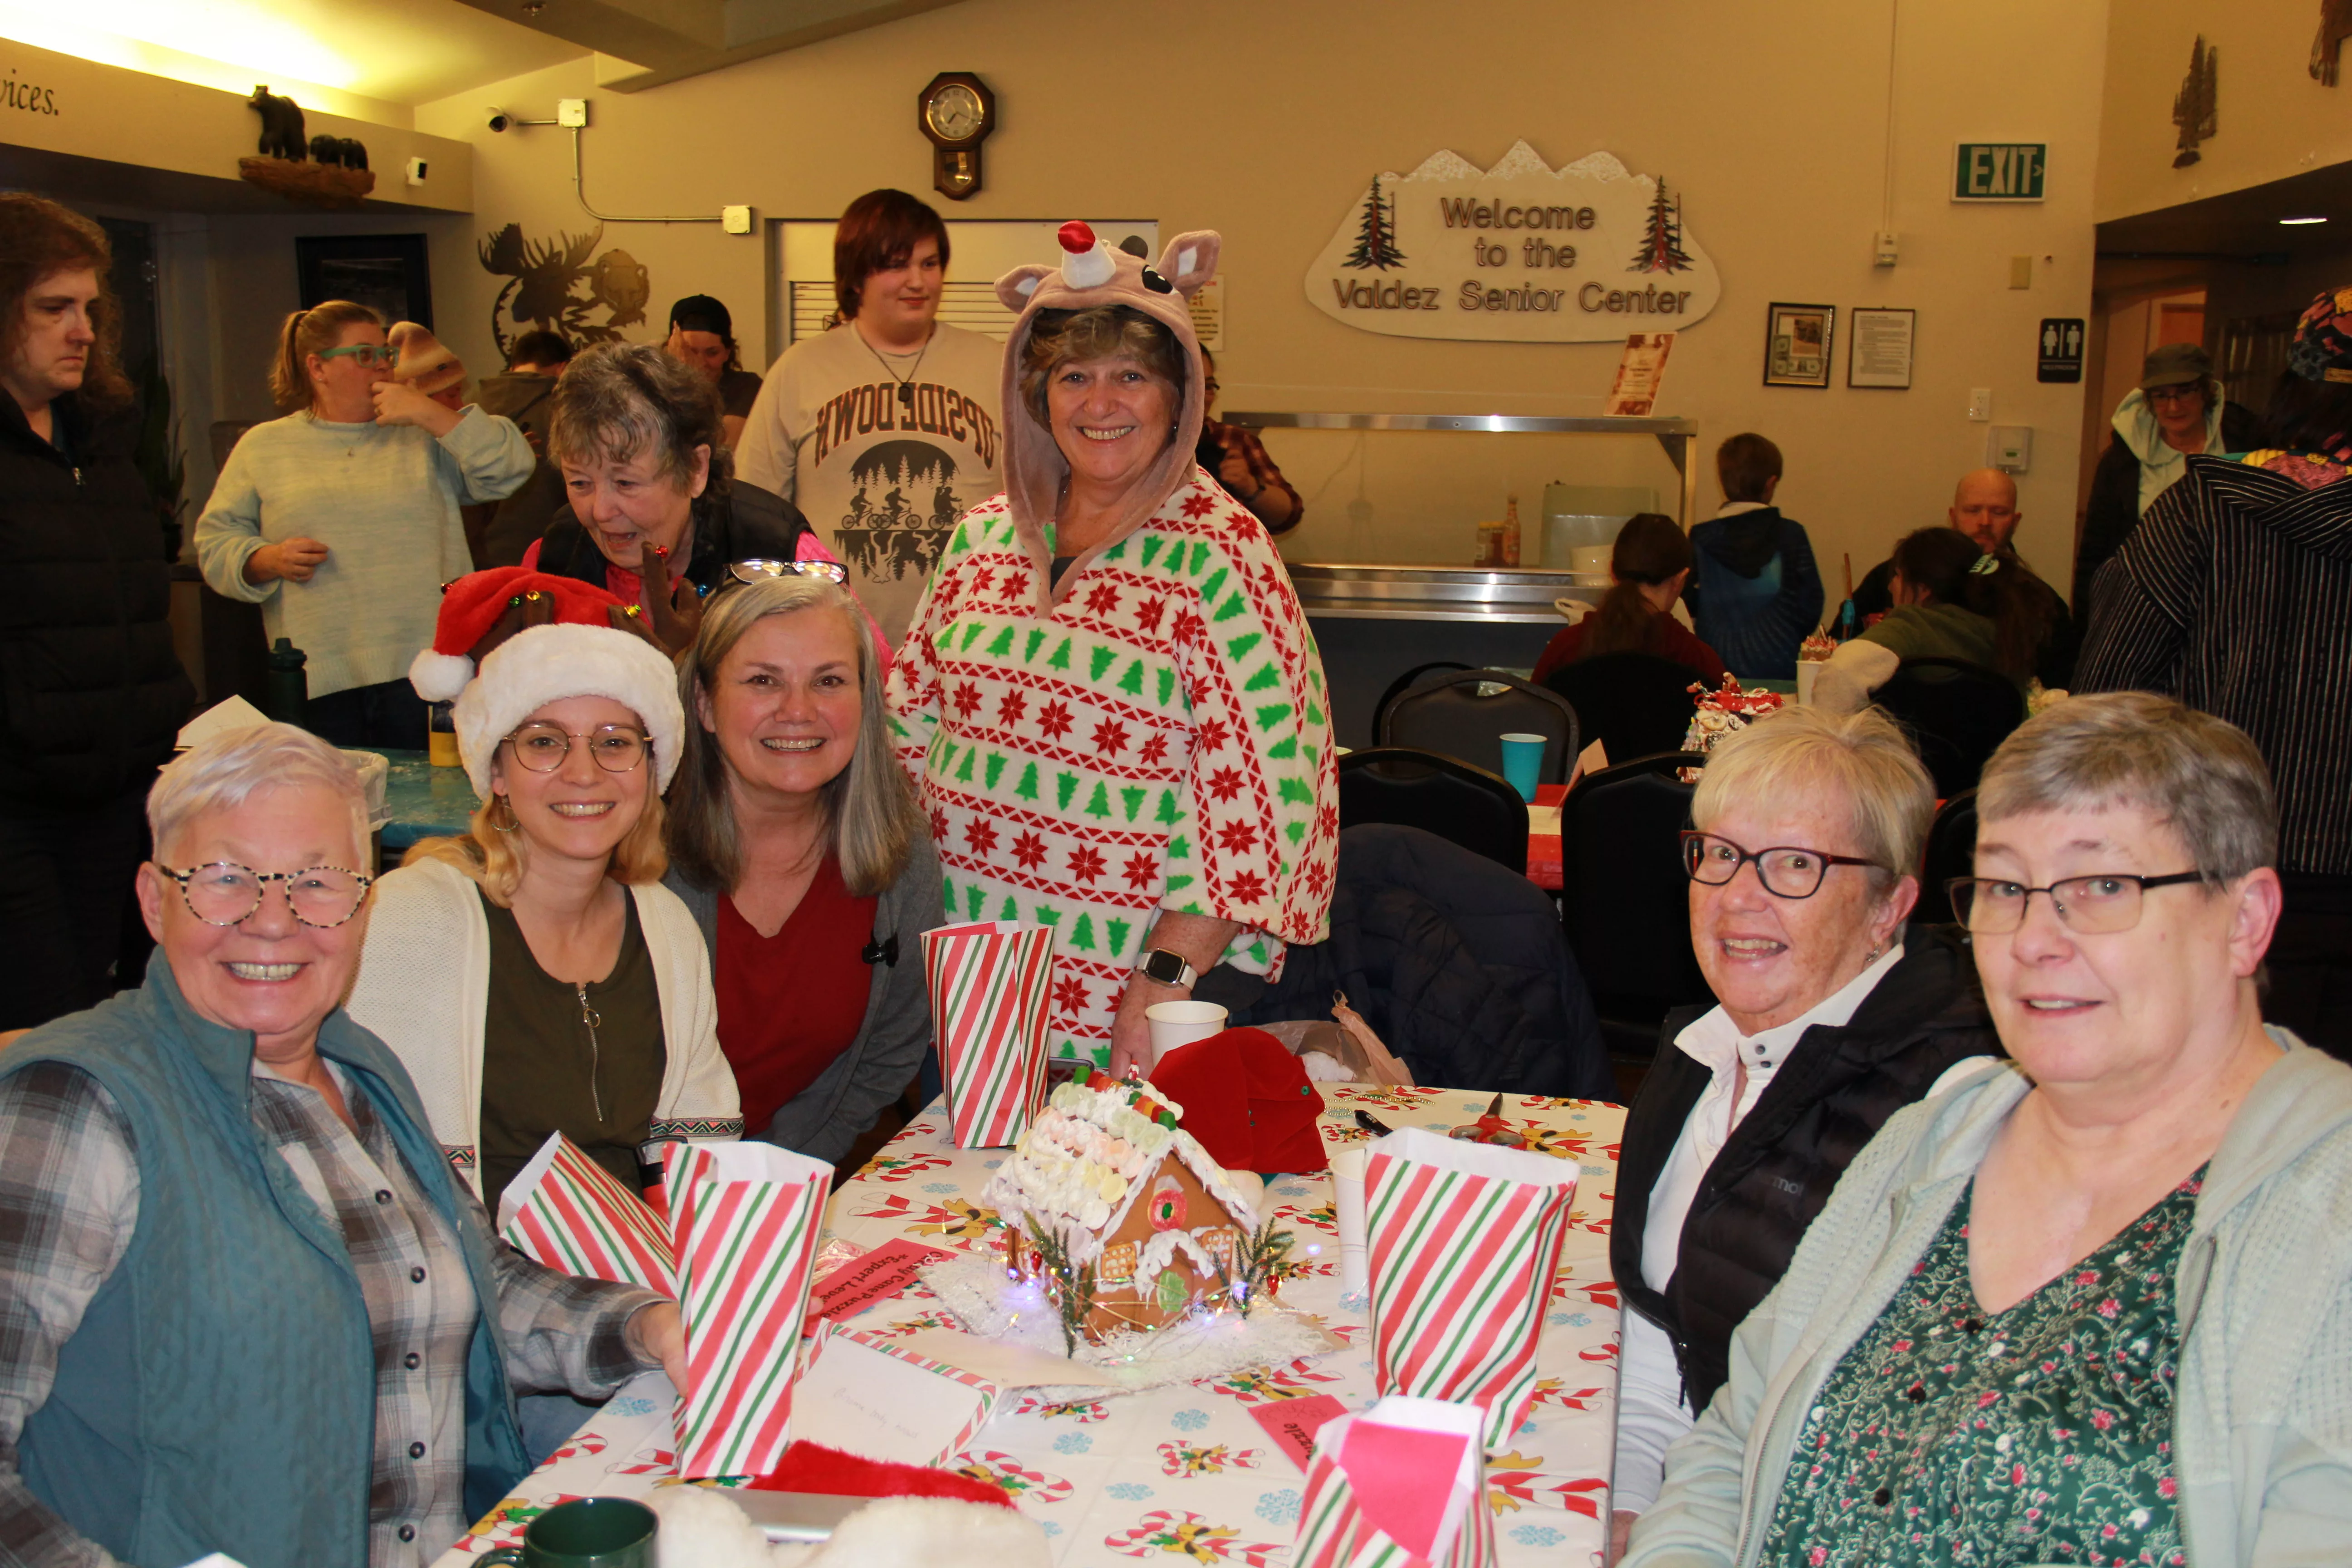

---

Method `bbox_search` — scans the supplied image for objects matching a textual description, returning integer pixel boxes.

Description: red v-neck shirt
[713,853,879,1136]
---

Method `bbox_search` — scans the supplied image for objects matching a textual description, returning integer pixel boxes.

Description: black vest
[1609,926,2001,1412]
[533,479,815,597]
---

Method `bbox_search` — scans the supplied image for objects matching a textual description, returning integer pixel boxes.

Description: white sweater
[345,858,742,1199]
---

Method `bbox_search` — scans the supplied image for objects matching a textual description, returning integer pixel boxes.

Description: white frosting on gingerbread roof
[981,1073,1259,1266]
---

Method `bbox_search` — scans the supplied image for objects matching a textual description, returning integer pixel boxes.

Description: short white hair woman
[347,578,741,1216]
[664,570,941,1162]
[1607,706,2000,1558]
[0,725,683,1566]
[1626,693,2352,1567]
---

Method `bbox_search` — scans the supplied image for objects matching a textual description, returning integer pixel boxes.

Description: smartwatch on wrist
[1136,948,1197,988]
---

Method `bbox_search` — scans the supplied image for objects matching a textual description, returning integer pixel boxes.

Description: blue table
[360,748,478,856]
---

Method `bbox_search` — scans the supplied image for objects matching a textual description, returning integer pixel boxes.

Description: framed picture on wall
[296,234,432,330]
[1763,302,1834,387]
[1847,307,1916,388]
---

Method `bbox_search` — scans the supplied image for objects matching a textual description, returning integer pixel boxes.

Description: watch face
[926,83,985,142]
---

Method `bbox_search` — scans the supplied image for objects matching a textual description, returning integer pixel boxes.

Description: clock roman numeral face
[926,83,985,142]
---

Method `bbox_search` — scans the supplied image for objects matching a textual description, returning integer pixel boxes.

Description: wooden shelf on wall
[236,156,376,210]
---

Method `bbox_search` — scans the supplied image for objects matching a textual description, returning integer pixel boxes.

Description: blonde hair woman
[664,570,941,1163]
[193,300,534,747]
[347,578,740,1213]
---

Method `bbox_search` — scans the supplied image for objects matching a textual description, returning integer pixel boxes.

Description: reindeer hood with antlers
[992,223,1221,585]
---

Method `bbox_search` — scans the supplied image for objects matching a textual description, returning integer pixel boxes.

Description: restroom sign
[1953,142,2046,201]
[2037,317,2085,383]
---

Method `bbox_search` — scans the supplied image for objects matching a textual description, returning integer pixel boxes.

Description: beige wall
[2097,2,2352,223]
[420,0,2106,601]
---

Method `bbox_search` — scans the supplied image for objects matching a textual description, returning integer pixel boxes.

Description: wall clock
[919,72,995,201]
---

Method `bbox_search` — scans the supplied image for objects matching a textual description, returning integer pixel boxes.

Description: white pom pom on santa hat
[408,648,475,704]
[1057,220,1116,290]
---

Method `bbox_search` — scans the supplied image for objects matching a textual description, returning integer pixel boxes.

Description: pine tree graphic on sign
[1343,176,1406,270]
[1631,181,1694,274]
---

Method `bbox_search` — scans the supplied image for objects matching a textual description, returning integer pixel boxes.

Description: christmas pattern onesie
[886,470,1338,1066]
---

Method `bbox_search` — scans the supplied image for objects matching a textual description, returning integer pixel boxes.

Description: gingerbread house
[980,1071,1264,1342]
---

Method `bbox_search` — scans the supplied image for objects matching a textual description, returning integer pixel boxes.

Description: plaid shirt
[1202,420,1303,535]
[0,1058,663,1568]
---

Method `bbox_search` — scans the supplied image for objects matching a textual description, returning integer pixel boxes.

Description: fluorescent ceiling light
[2281,216,2330,225]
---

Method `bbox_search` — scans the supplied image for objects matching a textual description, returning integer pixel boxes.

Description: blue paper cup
[1498,732,1545,802]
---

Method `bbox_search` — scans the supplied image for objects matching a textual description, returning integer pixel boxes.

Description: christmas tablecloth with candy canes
[432,1084,1625,1568]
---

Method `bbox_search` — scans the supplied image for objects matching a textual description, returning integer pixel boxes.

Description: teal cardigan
[3,956,532,1568]
[1625,1034,2352,1568]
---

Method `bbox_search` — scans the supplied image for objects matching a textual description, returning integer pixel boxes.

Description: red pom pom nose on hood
[1056,220,1097,254]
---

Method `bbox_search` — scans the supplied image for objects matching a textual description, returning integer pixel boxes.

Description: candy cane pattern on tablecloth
[922,921,1056,1147]
[501,1134,675,1293]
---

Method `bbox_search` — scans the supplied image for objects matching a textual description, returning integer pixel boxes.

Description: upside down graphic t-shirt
[735,321,1005,644]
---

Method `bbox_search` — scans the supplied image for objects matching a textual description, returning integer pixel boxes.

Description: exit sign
[1954,142,2047,201]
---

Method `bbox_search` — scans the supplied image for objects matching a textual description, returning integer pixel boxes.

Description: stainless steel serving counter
[1286,562,1604,625]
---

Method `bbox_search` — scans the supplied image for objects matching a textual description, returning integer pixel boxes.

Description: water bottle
[265,637,309,729]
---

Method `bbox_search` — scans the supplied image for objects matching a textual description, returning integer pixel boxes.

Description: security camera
[485,107,511,133]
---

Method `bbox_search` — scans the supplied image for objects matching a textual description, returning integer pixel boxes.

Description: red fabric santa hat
[408,567,686,798]
[1150,1028,1328,1175]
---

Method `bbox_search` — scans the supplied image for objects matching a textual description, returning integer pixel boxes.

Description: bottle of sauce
[265,637,309,730]
[1501,494,1522,567]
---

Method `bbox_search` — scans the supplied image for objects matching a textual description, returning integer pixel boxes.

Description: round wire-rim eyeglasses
[158,862,374,928]
[1680,830,1882,900]
[501,722,652,774]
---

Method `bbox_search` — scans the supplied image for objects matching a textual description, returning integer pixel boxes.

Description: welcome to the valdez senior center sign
[1305,141,1721,343]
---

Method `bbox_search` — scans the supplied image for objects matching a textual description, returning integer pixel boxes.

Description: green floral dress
[1760,1171,2204,1568]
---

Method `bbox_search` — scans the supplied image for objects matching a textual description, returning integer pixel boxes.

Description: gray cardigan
[662,833,942,1166]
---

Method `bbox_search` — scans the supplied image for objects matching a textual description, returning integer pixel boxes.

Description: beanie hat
[388,320,466,398]
[407,567,685,798]
[991,223,1223,599]
[668,294,734,338]
[2288,287,2352,384]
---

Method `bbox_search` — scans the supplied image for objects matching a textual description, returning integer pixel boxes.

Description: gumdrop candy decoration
[1147,1175,1187,1232]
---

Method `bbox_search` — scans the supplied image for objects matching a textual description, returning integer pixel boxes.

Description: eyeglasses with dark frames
[159,862,374,928]
[503,722,652,774]
[1948,871,2206,935]
[1680,831,1882,900]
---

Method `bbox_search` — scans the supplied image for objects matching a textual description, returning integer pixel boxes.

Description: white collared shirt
[1612,943,1907,1515]
[1710,499,1774,519]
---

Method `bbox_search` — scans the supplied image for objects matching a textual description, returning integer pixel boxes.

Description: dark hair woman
[1531,513,1728,685]
[522,342,847,653]
[1814,525,2060,713]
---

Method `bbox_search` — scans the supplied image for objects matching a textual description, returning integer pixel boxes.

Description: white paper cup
[1145,1000,1228,1065]
[1797,659,1822,706]
[1329,1145,1370,1298]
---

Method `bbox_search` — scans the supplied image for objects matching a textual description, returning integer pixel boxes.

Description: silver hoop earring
[489,794,520,834]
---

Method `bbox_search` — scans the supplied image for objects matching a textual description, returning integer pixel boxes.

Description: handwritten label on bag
[805,1239,954,1333]
[1250,1393,1350,1470]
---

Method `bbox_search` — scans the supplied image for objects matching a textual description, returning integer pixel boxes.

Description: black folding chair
[1913,789,1979,926]
[1371,661,1475,736]
[1872,657,2025,799]
[1337,747,1530,873]
[1557,751,1717,1058]
[1378,669,1580,786]
[1542,651,1705,768]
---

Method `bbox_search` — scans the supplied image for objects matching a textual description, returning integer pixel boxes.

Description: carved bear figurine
[308,134,342,167]
[249,86,307,160]
[338,138,368,172]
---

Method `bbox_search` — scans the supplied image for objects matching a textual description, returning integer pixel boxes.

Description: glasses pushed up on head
[1680,831,1880,900]
[316,343,394,369]
[724,558,848,587]
[1947,872,2206,935]
[504,722,651,773]
[160,862,373,928]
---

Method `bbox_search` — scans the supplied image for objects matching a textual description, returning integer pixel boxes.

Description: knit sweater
[195,407,533,698]
[1623,1034,2352,1568]
[884,472,1339,1067]
[344,858,743,1198]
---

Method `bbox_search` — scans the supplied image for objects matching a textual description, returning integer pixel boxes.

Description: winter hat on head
[991,223,1222,590]
[388,320,466,398]
[408,567,684,798]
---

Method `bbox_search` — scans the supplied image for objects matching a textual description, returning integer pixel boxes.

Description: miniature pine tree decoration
[1344,176,1407,270]
[1631,181,1694,274]
[2172,36,2217,168]
[1025,1220,1097,1357]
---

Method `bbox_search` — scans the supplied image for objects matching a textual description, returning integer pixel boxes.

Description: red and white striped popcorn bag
[1363,1127,1579,1451]
[1294,1395,1495,1568]
[662,1141,832,1478]
[496,1132,676,1294]
[921,919,1056,1148]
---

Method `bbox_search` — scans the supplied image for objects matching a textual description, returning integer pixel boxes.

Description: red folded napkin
[1150,1027,1328,1175]
[749,1441,1014,1508]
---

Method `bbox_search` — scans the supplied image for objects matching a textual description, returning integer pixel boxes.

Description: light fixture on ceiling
[2281,215,2330,225]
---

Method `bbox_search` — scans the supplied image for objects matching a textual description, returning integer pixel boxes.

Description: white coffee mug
[1796,659,1822,706]
[1145,1000,1228,1065]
